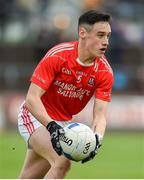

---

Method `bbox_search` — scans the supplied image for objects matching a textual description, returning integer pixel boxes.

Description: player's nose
[103,37,109,46]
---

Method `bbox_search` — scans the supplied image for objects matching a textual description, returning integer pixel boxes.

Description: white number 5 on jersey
[76,75,82,83]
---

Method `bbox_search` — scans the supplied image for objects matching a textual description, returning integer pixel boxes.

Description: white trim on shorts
[18,101,71,144]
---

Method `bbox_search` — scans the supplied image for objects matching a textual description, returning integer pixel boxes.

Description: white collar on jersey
[76,58,94,67]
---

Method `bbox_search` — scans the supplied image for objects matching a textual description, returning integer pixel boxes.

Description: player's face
[81,22,111,58]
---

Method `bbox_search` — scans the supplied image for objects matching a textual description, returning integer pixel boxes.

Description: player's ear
[78,27,87,39]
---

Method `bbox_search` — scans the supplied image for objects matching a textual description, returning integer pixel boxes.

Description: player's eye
[97,34,104,38]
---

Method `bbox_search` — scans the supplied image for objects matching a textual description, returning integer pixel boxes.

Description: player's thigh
[19,149,50,179]
[29,126,71,167]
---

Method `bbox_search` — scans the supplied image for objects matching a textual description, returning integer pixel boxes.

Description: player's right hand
[46,121,65,156]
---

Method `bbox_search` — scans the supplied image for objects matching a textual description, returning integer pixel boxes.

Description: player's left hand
[81,134,101,163]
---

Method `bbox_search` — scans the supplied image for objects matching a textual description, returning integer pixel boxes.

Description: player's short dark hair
[78,10,111,31]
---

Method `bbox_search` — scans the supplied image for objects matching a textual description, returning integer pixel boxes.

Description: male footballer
[18,10,114,179]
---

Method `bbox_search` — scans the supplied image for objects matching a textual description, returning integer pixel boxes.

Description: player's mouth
[100,48,107,53]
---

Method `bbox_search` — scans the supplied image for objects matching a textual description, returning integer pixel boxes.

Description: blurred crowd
[0,0,144,94]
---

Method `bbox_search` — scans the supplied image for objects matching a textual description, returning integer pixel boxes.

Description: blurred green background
[0,0,144,179]
[0,131,143,179]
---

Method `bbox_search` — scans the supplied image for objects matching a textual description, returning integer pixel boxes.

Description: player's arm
[25,82,53,126]
[92,98,108,139]
[81,99,108,163]
[92,71,114,141]
[25,82,64,155]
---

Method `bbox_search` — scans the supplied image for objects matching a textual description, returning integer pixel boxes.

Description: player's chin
[94,50,105,58]
[95,52,104,58]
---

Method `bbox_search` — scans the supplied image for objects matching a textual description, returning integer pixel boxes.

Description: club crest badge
[88,77,95,86]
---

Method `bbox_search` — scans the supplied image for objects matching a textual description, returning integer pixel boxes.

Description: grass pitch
[0,131,144,179]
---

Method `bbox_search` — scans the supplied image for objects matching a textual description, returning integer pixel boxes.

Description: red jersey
[31,41,114,121]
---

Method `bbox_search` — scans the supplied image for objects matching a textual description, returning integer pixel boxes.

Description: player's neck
[78,42,95,65]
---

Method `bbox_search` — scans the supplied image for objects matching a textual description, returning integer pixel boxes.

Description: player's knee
[54,160,71,173]
[62,160,71,172]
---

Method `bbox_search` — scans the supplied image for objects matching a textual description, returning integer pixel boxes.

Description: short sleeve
[95,72,114,102]
[31,56,64,90]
